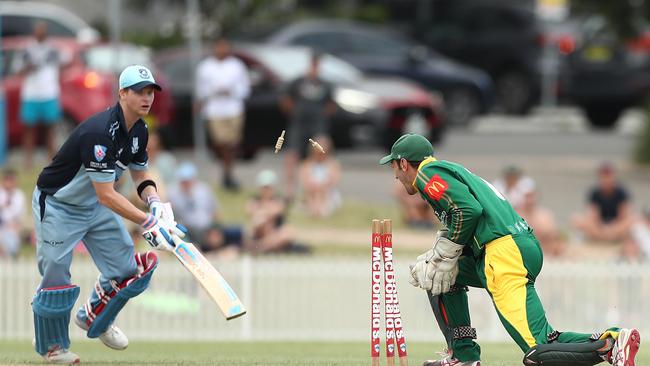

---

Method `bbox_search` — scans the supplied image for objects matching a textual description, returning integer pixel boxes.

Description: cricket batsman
[31,65,184,364]
[380,134,641,366]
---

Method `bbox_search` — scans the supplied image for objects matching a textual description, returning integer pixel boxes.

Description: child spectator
[299,136,341,217]
[246,170,303,254]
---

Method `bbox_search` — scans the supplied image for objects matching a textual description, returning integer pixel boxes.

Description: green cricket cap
[379,134,434,165]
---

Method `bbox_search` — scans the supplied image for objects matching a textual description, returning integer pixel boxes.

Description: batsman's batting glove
[141,214,175,252]
[147,195,165,220]
[159,202,187,239]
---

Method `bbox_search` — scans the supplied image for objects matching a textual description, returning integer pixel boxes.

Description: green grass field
[1,340,648,366]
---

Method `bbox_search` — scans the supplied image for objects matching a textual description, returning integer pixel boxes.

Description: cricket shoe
[74,316,128,350]
[423,349,481,366]
[610,328,641,366]
[42,345,80,365]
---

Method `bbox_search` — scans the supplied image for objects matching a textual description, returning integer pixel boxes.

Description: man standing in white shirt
[196,38,250,191]
[19,22,63,168]
[0,169,26,258]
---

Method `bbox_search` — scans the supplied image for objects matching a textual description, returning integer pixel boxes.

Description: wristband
[137,179,157,198]
[141,213,157,230]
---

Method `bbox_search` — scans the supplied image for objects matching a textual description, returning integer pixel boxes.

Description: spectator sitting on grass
[246,170,305,254]
[571,162,635,244]
[168,161,244,255]
[299,136,341,218]
[0,169,26,258]
[518,188,564,258]
[492,165,536,212]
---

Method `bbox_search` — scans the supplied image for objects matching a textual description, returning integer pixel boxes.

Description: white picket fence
[1,256,649,342]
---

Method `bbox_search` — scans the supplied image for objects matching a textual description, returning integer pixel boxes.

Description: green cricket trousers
[436,233,612,362]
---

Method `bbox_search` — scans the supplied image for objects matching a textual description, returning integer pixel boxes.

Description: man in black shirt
[280,51,336,201]
[572,163,635,244]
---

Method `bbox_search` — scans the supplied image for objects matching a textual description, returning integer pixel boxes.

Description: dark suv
[400,0,544,115]
[564,16,650,128]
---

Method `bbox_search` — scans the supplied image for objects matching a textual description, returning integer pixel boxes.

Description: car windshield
[246,46,363,84]
[83,44,153,73]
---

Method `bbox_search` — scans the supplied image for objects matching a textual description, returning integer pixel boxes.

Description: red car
[1,37,173,146]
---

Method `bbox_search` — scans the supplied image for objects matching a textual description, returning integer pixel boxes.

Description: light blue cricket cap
[118,65,161,91]
[256,169,278,187]
[176,161,197,181]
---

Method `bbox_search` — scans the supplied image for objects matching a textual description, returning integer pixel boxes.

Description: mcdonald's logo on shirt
[424,174,449,201]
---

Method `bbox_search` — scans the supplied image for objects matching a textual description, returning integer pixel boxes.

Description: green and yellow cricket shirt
[413,157,530,257]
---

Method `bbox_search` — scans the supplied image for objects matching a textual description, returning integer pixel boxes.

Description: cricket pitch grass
[1,340,648,365]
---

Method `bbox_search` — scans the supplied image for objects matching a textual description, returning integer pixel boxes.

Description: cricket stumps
[371,219,408,366]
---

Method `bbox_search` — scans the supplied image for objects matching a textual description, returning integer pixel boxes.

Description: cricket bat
[171,235,247,320]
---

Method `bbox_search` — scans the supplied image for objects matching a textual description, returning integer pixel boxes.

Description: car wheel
[53,115,77,151]
[444,88,481,127]
[582,105,623,129]
[496,71,534,115]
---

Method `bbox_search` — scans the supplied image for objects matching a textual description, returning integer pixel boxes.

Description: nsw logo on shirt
[132,137,139,154]
[94,145,107,162]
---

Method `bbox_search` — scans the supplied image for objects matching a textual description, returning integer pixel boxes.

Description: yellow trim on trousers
[484,235,537,348]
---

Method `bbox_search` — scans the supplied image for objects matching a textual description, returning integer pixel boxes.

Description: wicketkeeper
[31,65,184,364]
[381,134,641,366]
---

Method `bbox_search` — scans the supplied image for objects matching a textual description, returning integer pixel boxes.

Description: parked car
[564,16,650,128]
[1,37,173,146]
[398,0,545,115]
[0,1,100,43]
[155,44,444,156]
[267,20,493,127]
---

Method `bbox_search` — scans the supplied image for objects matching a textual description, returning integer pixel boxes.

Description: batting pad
[32,285,81,355]
[86,252,158,338]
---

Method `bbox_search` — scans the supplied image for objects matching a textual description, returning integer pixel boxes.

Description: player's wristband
[141,214,157,230]
[137,179,157,198]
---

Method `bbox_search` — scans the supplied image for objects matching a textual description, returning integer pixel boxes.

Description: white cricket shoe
[42,346,80,364]
[74,316,128,350]
[611,328,641,366]
[423,349,481,366]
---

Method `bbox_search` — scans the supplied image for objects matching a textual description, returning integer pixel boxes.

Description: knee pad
[523,339,610,366]
[84,251,158,338]
[32,285,80,355]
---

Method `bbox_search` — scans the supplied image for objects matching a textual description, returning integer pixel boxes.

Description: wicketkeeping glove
[409,236,464,295]
[408,229,449,288]
[141,214,175,252]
